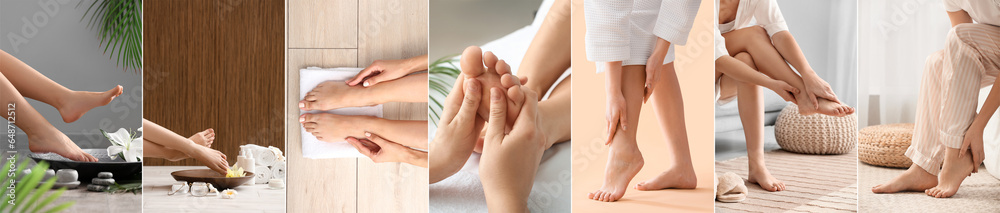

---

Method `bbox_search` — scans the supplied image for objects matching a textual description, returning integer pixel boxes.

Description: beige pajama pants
[907,23,1000,175]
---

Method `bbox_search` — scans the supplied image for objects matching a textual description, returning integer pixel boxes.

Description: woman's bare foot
[57,85,122,123]
[815,98,854,117]
[189,128,215,148]
[635,165,697,191]
[587,131,643,202]
[926,147,975,198]
[299,81,371,111]
[748,160,785,192]
[871,164,938,193]
[27,128,98,162]
[299,113,370,141]
[795,97,854,117]
[461,46,522,127]
[181,143,229,175]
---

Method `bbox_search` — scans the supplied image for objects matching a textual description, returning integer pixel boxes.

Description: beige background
[285,0,429,212]
[570,0,716,212]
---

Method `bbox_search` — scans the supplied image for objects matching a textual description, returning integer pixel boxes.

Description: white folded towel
[254,165,272,184]
[299,67,384,159]
[271,161,286,180]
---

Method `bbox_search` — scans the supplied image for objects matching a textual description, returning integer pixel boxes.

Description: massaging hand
[346,132,428,168]
[644,38,670,103]
[960,128,986,173]
[605,90,627,145]
[347,58,423,87]
[480,85,545,213]
[802,72,840,108]
[429,75,486,183]
[765,79,799,104]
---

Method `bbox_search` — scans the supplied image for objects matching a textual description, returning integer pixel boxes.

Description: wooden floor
[284,0,429,212]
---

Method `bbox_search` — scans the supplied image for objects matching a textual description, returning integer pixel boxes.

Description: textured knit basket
[774,104,858,155]
[858,123,914,168]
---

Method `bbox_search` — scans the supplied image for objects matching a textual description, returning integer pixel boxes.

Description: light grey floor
[715,126,782,161]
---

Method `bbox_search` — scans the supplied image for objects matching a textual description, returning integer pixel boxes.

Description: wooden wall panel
[143,0,285,166]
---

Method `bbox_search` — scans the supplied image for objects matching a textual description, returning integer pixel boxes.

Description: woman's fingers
[485,87,507,150]
[440,74,469,123]
[644,68,657,103]
[606,110,619,145]
[454,78,482,127]
[346,137,377,160]
[348,66,379,86]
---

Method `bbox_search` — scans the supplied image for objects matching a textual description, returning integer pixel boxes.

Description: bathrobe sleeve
[750,0,789,37]
[943,0,962,12]
[632,0,700,45]
[715,0,729,60]
[584,0,633,63]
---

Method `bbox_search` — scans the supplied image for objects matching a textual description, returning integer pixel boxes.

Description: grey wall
[429,0,542,60]
[776,0,858,107]
[1,0,142,149]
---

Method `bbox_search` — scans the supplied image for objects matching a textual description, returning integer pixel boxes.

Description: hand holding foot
[801,72,841,107]
[960,128,985,173]
[480,85,544,212]
[460,46,526,131]
[58,85,123,123]
[429,76,486,183]
[926,147,975,198]
[346,132,427,168]
[871,165,938,193]
[587,128,643,202]
[347,55,428,87]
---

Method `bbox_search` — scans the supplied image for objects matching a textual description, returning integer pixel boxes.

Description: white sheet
[299,67,384,159]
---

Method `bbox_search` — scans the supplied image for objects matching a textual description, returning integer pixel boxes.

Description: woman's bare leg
[636,62,697,190]
[539,76,571,148]
[143,119,229,174]
[588,65,645,202]
[0,50,123,123]
[0,72,97,162]
[722,26,852,116]
[300,114,428,149]
[300,73,428,111]
[726,52,786,191]
[142,129,216,162]
[518,0,571,97]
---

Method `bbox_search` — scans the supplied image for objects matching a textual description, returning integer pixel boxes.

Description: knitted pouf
[774,104,858,155]
[858,123,914,168]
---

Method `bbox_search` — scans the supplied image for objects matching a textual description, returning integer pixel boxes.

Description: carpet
[859,162,1000,212]
[715,150,858,212]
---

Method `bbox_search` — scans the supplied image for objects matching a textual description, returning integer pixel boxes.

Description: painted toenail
[365,132,371,138]
[299,103,305,108]
[363,81,370,87]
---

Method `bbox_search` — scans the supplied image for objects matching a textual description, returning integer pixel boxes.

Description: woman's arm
[347,54,428,87]
[364,73,429,103]
[715,55,797,102]
[947,10,974,27]
[603,61,627,144]
[644,38,671,102]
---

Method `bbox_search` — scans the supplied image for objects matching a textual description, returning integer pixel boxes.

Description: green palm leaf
[80,0,143,73]
[0,158,74,213]
[428,54,461,126]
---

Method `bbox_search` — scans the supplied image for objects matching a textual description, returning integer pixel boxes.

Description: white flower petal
[107,145,123,159]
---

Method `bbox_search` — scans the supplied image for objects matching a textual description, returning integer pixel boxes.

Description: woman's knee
[945,23,976,49]
[733,52,757,69]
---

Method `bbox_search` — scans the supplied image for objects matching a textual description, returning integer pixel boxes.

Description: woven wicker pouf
[774,104,858,155]
[858,123,915,168]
